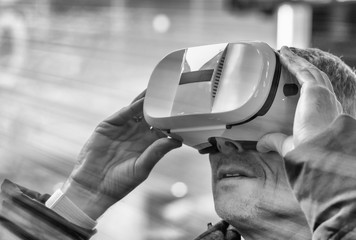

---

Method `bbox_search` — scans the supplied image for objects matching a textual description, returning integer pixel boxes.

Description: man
[205,47,356,240]
[1,46,356,240]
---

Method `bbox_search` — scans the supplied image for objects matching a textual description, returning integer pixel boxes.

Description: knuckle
[298,68,316,81]
[320,71,329,81]
[305,84,330,95]
[308,67,321,75]
[95,122,109,133]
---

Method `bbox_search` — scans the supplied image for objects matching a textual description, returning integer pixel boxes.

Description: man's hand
[60,97,182,219]
[257,46,343,156]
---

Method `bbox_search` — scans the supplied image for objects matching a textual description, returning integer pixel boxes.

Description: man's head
[209,47,356,239]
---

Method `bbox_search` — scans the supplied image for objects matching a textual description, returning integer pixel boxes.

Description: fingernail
[172,138,183,147]
[208,137,217,145]
[225,141,236,148]
[207,222,213,229]
[281,46,291,54]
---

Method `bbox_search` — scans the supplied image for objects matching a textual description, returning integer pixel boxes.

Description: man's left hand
[257,46,343,156]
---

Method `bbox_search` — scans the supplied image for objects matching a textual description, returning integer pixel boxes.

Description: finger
[294,85,341,144]
[298,85,341,124]
[257,133,294,157]
[105,98,144,126]
[131,89,146,104]
[336,98,343,114]
[282,47,334,92]
[280,47,326,87]
[320,71,335,93]
[135,138,182,178]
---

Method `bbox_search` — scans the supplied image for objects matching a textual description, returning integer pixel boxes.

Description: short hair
[290,47,356,117]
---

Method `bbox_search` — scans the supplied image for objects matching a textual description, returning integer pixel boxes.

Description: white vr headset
[144,42,300,153]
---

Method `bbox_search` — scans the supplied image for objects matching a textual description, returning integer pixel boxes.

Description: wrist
[60,180,112,220]
[45,189,97,229]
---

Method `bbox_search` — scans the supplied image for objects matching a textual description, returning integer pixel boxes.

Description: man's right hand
[60,97,182,219]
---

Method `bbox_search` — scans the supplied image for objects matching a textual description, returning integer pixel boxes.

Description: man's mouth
[217,168,256,180]
[222,173,245,178]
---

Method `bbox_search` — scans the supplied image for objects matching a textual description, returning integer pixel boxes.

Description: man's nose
[214,137,244,153]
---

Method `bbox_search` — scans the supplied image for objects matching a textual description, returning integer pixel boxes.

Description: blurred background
[0,0,355,239]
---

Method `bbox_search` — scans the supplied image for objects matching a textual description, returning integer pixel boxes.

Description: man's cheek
[211,179,218,198]
[209,164,218,186]
[212,189,226,215]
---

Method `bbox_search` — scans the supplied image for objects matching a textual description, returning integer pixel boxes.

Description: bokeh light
[152,14,171,33]
[170,181,188,198]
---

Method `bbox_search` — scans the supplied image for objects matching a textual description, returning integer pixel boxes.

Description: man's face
[209,137,306,234]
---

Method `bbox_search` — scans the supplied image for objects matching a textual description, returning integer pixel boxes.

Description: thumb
[257,133,293,157]
[135,138,182,178]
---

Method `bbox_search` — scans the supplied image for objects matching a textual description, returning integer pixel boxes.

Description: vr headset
[144,42,299,153]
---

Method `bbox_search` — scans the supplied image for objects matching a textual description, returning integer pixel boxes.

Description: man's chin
[214,194,258,225]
